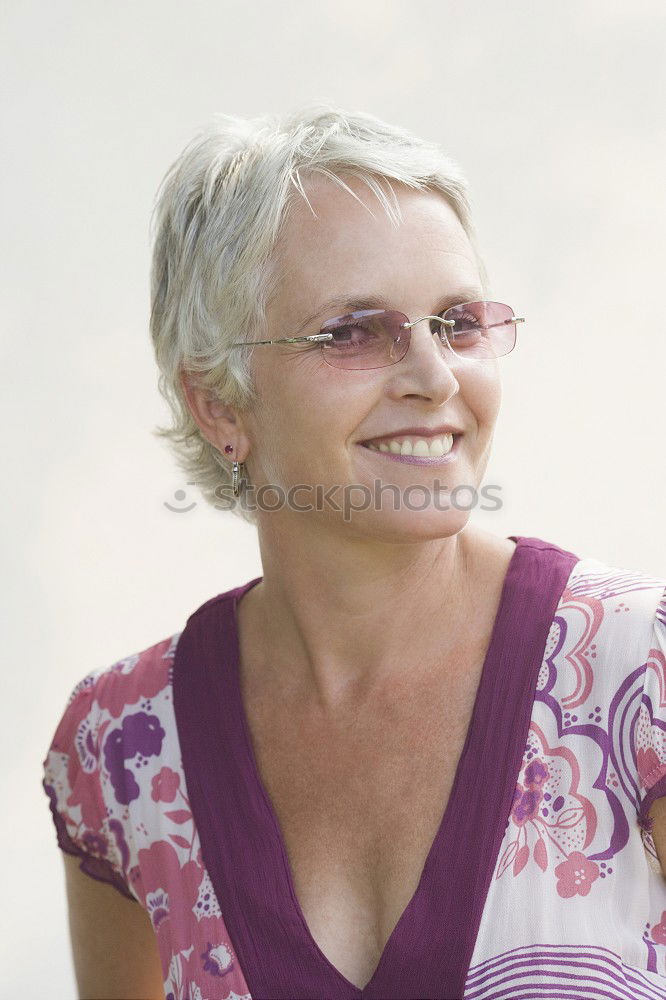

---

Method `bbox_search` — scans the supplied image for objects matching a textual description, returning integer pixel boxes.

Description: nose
[404,314,455,351]
[388,316,460,401]
[405,315,461,366]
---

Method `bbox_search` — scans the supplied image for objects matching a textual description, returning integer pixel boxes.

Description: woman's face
[237,177,502,541]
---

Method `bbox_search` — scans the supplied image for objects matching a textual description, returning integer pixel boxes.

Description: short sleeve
[42,672,138,902]
[635,586,666,835]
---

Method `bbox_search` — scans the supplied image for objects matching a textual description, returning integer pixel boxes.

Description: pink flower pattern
[151,767,181,803]
[42,566,666,996]
[553,850,600,898]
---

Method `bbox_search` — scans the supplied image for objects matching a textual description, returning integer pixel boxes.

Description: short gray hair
[149,102,490,526]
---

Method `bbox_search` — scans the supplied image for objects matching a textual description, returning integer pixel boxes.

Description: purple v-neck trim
[173,535,580,999]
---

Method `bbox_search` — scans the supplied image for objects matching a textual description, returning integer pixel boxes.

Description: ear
[179,369,242,451]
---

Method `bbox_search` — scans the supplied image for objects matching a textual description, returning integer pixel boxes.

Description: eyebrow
[294,287,484,335]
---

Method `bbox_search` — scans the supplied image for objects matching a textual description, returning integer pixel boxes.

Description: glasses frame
[229,301,525,368]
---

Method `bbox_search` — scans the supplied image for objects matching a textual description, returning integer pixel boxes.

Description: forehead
[269,175,480,326]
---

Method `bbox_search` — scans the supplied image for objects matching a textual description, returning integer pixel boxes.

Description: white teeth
[365,433,454,457]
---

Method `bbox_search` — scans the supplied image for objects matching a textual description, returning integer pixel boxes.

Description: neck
[240,518,498,711]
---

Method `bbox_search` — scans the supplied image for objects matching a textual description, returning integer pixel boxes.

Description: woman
[43,105,666,999]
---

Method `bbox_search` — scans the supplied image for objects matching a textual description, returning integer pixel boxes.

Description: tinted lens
[320,310,408,370]
[318,302,518,369]
[443,301,517,359]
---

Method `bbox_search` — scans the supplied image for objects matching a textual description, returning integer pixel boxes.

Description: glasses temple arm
[230,333,334,347]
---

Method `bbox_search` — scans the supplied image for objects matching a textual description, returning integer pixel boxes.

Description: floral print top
[42,536,666,999]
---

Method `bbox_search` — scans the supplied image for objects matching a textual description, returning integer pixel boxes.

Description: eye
[326,321,380,349]
[321,312,385,351]
[455,310,482,327]
[444,302,486,332]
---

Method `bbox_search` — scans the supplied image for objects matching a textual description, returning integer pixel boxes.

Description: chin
[343,505,473,542]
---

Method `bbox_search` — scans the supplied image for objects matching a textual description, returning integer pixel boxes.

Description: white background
[2,1,665,995]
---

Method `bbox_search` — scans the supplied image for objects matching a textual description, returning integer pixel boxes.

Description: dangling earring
[225,444,245,498]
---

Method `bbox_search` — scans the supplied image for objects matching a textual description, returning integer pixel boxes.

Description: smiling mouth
[361,433,461,455]
[358,433,462,463]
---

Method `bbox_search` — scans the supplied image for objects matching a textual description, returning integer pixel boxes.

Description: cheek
[251,373,354,479]
[459,366,502,428]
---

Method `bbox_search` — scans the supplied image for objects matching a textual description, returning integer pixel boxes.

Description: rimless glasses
[229,300,525,371]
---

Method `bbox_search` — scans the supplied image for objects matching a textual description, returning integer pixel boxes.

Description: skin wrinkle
[176,169,666,987]
[183,175,507,713]
[180,173,522,990]
[287,283,484,341]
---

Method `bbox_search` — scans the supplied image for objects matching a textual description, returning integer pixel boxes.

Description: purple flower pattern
[42,567,666,996]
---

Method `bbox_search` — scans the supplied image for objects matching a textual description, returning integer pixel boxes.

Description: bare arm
[649,797,666,879]
[62,852,165,1000]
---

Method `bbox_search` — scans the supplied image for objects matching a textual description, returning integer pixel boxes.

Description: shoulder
[541,547,666,868]
[68,630,181,720]
[44,628,183,807]
[42,630,183,898]
[537,546,666,743]
[45,630,181,777]
[509,535,665,650]
[562,550,665,648]
[563,555,666,857]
